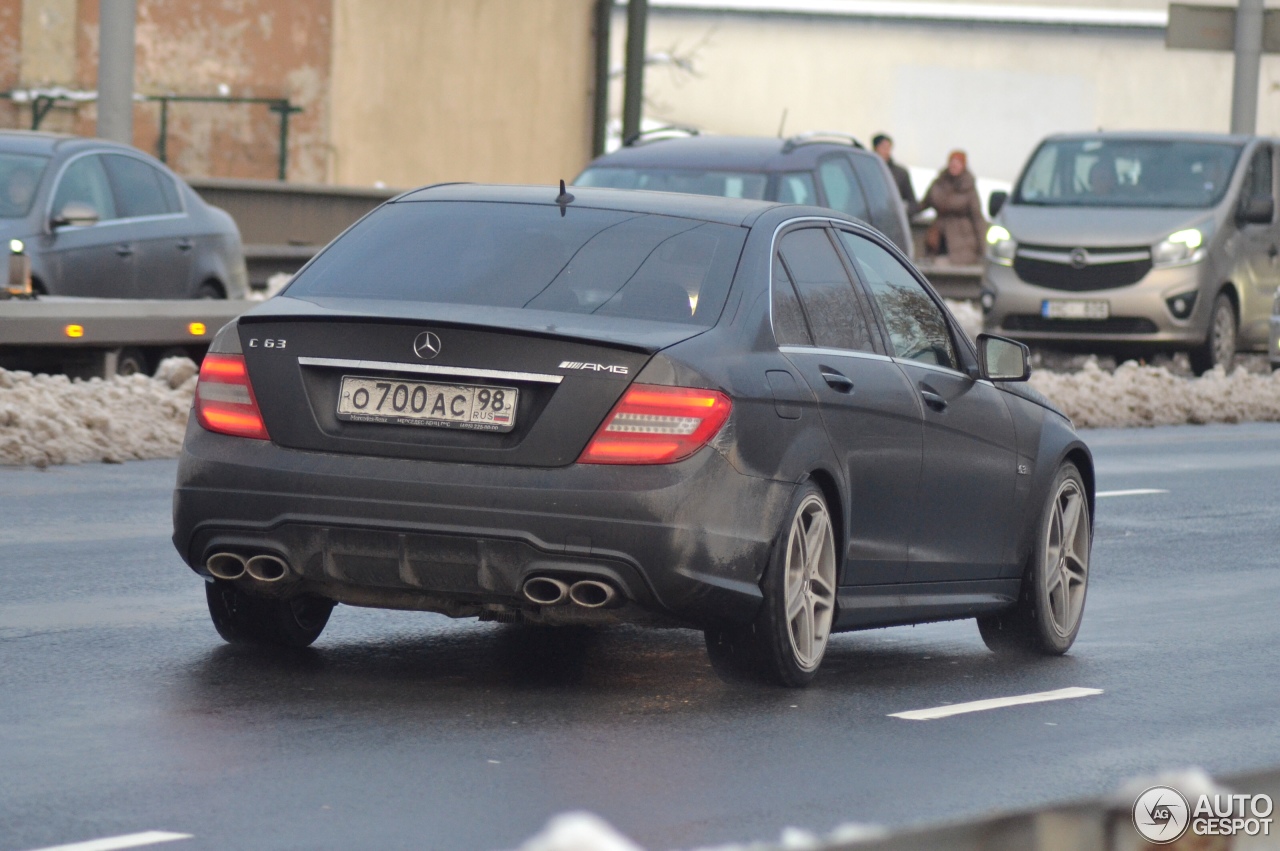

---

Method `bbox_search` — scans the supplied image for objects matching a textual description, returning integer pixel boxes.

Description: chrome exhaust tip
[568,580,619,609]
[206,552,247,581]
[245,554,289,583]
[522,576,570,606]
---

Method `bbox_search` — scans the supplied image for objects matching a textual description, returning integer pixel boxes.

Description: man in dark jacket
[873,133,917,215]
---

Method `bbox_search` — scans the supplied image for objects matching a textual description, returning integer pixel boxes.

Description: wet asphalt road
[2,423,1280,851]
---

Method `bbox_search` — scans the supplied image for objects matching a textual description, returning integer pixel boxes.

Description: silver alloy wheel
[1043,477,1090,639]
[783,494,837,671]
[1212,298,1236,370]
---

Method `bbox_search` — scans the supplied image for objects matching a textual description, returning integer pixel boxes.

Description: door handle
[177,239,193,252]
[920,388,948,411]
[819,367,855,394]
[115,243,133,257]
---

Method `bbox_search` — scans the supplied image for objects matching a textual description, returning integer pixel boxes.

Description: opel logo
[413,331,442,359]
[1069,248,1089,270]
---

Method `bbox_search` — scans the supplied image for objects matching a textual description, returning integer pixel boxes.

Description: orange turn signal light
[188,322,207,336]
[64,324,84,338]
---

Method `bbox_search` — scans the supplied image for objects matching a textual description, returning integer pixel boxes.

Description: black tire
[205,581,334,648]
[1189,292,1237,375]
[115,347,148,376]
[195,281,225,299]
[978,463,1091,655]
[704,482,838,687]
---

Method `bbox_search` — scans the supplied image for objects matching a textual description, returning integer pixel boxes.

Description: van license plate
[337,376,518,432]
[1042,300,1109,320]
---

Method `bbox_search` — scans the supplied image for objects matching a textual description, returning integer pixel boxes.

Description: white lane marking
[1096,488,1168,498]
[22,831,192,851]
[889,687,1103,721]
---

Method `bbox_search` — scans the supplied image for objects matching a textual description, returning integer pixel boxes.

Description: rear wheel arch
[801,467,845,582]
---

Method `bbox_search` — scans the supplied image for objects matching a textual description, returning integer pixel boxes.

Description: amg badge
[559,361,629,374]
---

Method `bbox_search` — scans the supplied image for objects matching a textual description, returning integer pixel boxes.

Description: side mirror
[51,201,99,229]
[988,190,1008,218]
[977,333,1030,382]
[1238,194,1274,225]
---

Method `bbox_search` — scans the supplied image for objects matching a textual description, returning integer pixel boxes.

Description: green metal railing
[1,90,303,180]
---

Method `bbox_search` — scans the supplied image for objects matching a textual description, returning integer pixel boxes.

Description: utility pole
[1230,0,1264,133]
[621,0,648,145]
[96,0,136,144]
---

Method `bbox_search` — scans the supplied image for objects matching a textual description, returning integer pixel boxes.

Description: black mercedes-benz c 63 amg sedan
[173,183,1094,686]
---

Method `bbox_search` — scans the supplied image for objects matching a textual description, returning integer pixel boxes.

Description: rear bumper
[172,421,795,628]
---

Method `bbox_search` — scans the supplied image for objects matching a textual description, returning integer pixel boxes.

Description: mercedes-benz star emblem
[413,331,442,360]
[1069,248,1089,270]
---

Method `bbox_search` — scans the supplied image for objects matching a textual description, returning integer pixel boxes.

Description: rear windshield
[577,166,768,201]
[1014,139,1243,208]
[0,153,49,218]
[286,201,747,327]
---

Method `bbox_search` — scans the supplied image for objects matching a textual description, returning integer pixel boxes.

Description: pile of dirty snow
[944,298,983,342]
[0,357,198,467]
[1030,359,1280,428]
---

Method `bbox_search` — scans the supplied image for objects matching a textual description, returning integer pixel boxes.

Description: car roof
[1039,130,1267,146]
[0,129,173,159]
[581,135,866,172]
[394,183,787,226]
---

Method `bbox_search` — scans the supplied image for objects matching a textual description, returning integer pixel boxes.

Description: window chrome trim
[778,345,891,362]
[891,357,969,379]
[297,357,564,385]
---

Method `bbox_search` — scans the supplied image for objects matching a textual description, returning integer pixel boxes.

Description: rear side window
[837,230,958,370]
[286,201,747,327]
[771,255,813,346]
[777,228,875,351]
[103,154,177,218]
[52,155,117,221]
[817,157,870,221]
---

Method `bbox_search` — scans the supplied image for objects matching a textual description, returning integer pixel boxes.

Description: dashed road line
[1096,488,1169,498]
[21,831,192,851]
[888,687,1104,721]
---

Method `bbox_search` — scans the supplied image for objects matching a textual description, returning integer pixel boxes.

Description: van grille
[1013,244,1152,291]
[1002,315,1159,335]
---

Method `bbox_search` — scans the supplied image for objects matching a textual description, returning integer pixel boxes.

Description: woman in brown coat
[920,150,988,266]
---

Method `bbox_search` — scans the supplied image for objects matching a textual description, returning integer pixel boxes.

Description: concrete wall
[327,0,598,188]
[626,7,1280,182]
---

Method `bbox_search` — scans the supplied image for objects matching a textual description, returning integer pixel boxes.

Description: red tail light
[194,353,270,440]
[578,384,732,465]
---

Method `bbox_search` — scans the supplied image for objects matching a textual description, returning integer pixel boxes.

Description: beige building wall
[628,8,1280,182]
[329,0,598,188]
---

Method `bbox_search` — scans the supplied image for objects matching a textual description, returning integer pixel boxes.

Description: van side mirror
[988,190,1008,218]
[51,201,99,229]
[1238,194,1274,225]
[977,333,1030,381]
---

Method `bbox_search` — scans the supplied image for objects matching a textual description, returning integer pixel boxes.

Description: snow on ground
[0,357,197,467]
[2,342,1280,467]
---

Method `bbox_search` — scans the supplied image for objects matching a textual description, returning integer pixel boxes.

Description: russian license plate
[1041,299,1110,320]
[337,376,518,432]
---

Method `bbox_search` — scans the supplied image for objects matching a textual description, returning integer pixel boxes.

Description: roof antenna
[777,108,789,139]
[556,179,575,216]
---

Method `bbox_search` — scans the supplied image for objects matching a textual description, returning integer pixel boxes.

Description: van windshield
[1013,139,1243,208]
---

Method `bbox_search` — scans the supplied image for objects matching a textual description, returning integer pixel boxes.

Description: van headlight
[1151,228,1206,268]
[986,225,1016,265]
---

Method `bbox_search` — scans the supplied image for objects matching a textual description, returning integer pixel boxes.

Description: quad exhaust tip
[522,576,570,606]
[245,554,290,582]
[568,580,619,609]
[206,552,247,581]
[206,552,290,583]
